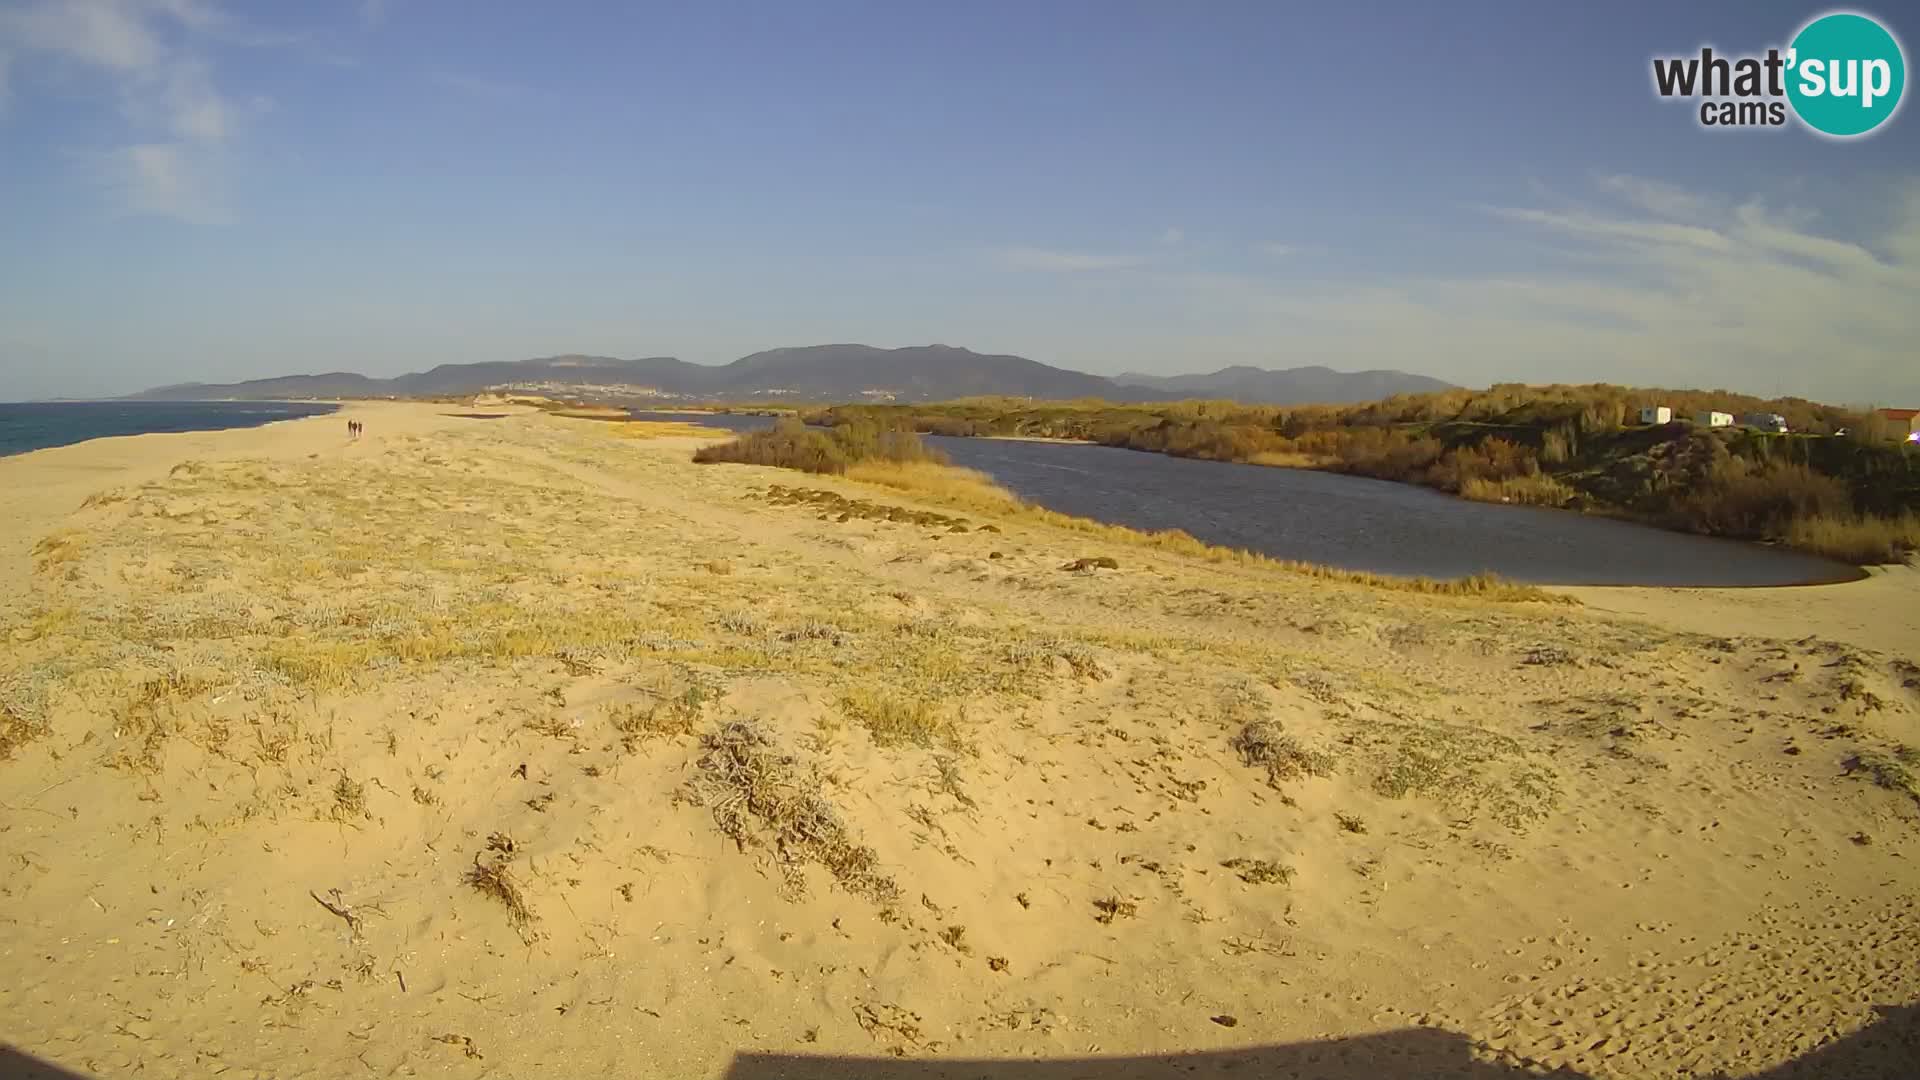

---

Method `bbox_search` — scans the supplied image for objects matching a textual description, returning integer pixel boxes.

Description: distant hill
[124,348,1452,406]
[125,355,710,402]
[714,345,1130,401]
[1113,364,1454,403]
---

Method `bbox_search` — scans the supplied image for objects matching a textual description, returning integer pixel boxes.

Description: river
[632,411,1860,587]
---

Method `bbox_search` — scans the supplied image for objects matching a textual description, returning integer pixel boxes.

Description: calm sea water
[0,401,340,458]
[642,411,1860,588]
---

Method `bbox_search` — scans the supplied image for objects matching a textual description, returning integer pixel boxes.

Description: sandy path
[0,410,1915,1079]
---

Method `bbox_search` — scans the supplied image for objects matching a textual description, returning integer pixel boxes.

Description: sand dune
[1,403,1915,1078]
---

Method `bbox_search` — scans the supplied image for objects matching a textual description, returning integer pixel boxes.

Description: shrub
[693,420,849,473]
[1460,474,1574,507]
[1672,459,1853,540]
[1426,437,1540,493]
[693,419,948,475]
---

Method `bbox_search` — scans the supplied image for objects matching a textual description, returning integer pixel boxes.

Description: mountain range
[124,345,1453,406]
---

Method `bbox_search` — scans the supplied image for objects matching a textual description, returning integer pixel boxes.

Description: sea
[0,401,340,458]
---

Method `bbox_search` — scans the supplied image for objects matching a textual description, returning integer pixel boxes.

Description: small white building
[1639,405,1673,424]
[1697,411,1734,428]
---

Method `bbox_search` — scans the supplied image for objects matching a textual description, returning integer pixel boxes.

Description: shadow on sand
[2,1006,1913,1079]
[721,1004,1918,1080]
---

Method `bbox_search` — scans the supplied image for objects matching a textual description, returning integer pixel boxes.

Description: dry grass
[606,420,727,439]
[1460,474,1575,507]
[838,688,957,750]
[691,720,898,902]
[329,773,369,823]
[30,528,90,570]
[1247,451,1328,469]
[463,856,539,944]
[609,686,709,750]
[0,670,55,761]
[1785,513,1920,565]
[1220,858,1294,885]
[843,461,1019,509]
[1003,637,1108,681]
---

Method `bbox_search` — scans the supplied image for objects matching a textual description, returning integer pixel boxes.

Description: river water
[635,412,1859,587]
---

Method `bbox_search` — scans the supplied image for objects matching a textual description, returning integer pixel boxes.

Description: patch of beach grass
[609,685,710,750]
[1364,721,1561,831]
[1221,857,1294,885]
[1845,745,1920,802]
[1230,720,1334,787]
[839,687,958,750]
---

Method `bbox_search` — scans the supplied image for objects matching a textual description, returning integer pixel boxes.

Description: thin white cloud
[0,1,163,70]
[1484,205,1733,253]
[1151,176,1920,403]
[1730,200,1895,275]
[1261,242,1296,257]
[0,0,258,223]
[157,58,230,138]
[109,142,230,223]
[999,247,1147,272]
[360,0,389,28]
[1161,227,1185,246]
[1596,174,1713,220]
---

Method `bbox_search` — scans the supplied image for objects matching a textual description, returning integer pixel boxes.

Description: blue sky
[1,1,1916,402]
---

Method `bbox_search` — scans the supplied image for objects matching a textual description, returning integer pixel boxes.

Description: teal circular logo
[1787,12,1906,137]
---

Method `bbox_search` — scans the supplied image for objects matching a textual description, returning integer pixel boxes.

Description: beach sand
[1,402,1915,1079]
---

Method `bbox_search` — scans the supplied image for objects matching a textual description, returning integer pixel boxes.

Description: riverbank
[2,405,1917,1078]
[805,399,1920,566]
[650,413,1863,588]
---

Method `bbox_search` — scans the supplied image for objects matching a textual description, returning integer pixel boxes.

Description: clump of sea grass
[1845,746,1920,802]
[463,854,538,943]
[1230,720,1334,786]
[1220,857,1295,885]
[692,720,898,902]
[329,773,368,822]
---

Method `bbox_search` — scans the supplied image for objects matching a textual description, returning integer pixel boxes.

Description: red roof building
[1877,408,1920,440]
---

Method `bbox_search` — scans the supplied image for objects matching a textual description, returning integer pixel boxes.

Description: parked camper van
[1696,411,1734,428]
[1639,406,1673,424]
[1742,412,1789,433]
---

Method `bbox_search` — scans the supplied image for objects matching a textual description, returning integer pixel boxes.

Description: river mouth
[633,412,1866,589]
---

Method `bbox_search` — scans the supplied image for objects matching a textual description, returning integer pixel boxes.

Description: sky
[1,1,1917,403]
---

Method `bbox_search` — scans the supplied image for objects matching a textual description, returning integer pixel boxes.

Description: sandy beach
[2,401,1916,1079]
